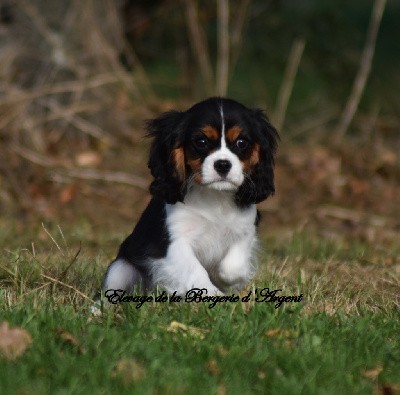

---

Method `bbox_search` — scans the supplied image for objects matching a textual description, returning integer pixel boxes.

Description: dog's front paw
[174,285,223,297]
[211,287,224,296]
[195,284,224,296]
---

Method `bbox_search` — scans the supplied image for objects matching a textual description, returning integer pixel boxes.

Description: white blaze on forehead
[220,104,226,148]
[198,102,244,190]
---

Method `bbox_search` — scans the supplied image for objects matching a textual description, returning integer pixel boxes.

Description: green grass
[1,222,399,394]
[1,301,399,394]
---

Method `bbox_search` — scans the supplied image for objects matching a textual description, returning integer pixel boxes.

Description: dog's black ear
[235,109,279,207]
[147,110,187,204]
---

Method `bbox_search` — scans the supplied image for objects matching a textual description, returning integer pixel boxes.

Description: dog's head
[147,97,279,207]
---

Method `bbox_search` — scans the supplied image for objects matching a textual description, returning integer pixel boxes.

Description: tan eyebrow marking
[201,125,219,141]
[225,126,243,144]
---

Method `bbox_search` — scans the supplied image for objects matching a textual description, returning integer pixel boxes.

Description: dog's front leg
[152,240,222,296]
[217,234,257,291]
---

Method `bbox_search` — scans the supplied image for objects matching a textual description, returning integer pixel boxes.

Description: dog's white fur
[151,187,258,294]
[104,180,258,297]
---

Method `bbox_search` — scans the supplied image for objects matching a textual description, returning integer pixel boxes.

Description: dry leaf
[115,91,130,111]
[55,328,84,354]
[112,358,146,385]
[217,384,226,395]
[0,321,32,360]
[166,320,208,339]
[349,178,370,196]
[376,149,397,167]
[384,257,395,266]
[258,370,266,379]
[59,184,77,204]
[75,151,102,167]
[55,328,79,345]
[265,329,297,338]
[167,320,188,332]
[376,383,400,395]
[205,359,221,376]
[361,365,383,379]
[216,345,229,357]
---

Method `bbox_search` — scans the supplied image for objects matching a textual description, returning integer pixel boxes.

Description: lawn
[0,220,399,395]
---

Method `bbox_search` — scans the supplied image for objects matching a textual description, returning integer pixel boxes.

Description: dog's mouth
[203,179,240,191]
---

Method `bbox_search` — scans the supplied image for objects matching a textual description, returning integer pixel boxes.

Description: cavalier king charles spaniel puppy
[102,97,278,296]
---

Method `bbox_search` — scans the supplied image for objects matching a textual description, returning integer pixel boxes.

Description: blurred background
[0,0,399,248]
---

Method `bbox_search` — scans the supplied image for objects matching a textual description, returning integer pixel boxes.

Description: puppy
[102,97,278,296]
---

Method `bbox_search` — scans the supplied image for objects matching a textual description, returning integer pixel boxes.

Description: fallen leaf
[376,383,400,395]
[166,320,208,339]
[0,321,32,360]
[55,328,85,354]
[59,184,77,204]
[349,178,370,196]
[258,370,266,379]
[205,359,221,376]
[167,320,187,332]
[265,329,297,338]
[265,328,284,337]
[361,365,383,379]
[309,147,341,183]
[55,328,79,345]
[217,384,226,395]
[111,358,146,385]
[75,151,102,167]
[384,257,395,266]
[216,345,229,357]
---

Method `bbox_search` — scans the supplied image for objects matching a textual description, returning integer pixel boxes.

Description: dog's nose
[214,159,232,176]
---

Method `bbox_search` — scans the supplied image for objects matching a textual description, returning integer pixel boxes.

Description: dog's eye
[235,138,249,151]
[193,136,209,150]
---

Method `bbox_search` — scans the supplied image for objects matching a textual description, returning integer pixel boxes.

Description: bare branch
[230,0,251,75]
[42,99,113,143]
[58,169,148,190]
[10,144,149,190]
[2,74,120,105]
[274,38,306,131]
[335,0,387,140]
[286,110,337,141]
[216,0,230,96]
[183,0,214,95]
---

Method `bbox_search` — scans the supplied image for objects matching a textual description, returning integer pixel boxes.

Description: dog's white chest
[165,188,257,266]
